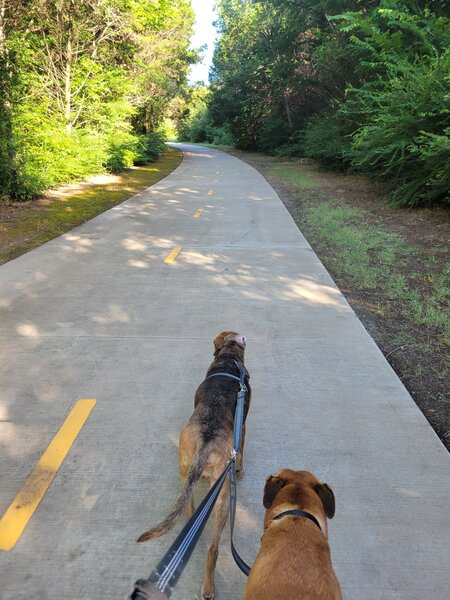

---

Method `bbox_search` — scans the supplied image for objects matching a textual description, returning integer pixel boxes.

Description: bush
[256,117,291,154]
[275,130,305,158]
[143,131,167,162]
[345,52,450,206]
[12,117,107,199]
[10,106,168,198]
[104,133,137,173]
[211,125,234,146]
[303,111,352,169]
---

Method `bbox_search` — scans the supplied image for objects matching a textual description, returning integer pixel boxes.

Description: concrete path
[0,144,448,600]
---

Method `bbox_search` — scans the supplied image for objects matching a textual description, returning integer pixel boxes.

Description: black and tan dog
[244,469,342,600]
[138,331,251,600]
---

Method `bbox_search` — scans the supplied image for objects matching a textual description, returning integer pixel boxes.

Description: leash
[130,360,251,599]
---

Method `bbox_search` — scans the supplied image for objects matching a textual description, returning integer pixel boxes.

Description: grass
[268,164,318,190]
[0,147,182,265]
[300,199,412,290]
[263,160,450,342]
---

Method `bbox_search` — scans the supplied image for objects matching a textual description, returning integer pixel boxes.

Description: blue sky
[188,0,218,84]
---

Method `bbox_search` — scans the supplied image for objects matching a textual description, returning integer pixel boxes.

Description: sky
[188,0,219,84]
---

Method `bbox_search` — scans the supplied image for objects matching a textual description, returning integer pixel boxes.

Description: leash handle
[131,580,168,599]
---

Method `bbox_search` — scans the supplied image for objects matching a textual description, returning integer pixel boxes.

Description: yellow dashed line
[0,399,96,551]
[194,209,204,218]
[164,246,181,263]
[208,190,214,196]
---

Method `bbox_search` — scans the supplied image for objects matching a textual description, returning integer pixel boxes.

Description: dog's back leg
[179,424,198,519]
[179,463,195,519]
[200,477,230,600]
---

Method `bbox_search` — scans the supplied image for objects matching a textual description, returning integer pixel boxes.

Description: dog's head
[213,331,246,359]
[262,469,335,535]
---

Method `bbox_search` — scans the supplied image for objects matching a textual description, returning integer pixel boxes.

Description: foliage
[343,52,450,206]
[0,0,195,201]
[207,0,450,207]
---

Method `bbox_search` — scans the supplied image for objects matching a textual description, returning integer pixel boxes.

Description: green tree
[0,0,196,201]
[208,0,450,206]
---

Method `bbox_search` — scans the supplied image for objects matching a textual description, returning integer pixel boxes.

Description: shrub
[303,111,352,169]
[256,117,291,154]
[12,115,107,199]
[142,131,167,162]
[275,130,304,158]
[104,133,136,173]
[345,52,450,206]
[211,125,234,146]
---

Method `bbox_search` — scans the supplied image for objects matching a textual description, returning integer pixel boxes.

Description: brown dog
[244,469,342,600]
[137,331,251,600]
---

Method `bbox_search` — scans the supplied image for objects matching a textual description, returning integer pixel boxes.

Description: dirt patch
[231,150,450,451]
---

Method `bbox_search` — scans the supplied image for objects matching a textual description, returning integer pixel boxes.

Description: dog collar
[272,509,322,532]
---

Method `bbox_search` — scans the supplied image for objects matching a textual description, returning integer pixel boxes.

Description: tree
[0,0,196,200]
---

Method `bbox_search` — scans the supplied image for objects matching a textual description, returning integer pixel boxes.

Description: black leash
[131,360,251,599]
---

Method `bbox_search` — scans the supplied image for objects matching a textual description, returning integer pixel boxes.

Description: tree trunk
[0,0,15,198]
[64,2,74,132]
[284,91,293,129]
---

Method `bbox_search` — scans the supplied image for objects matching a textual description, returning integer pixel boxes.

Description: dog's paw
[200,585,215,600]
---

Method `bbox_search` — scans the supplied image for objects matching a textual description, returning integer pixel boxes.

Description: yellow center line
[207,189,214,196]
[194,209,204,218]
[0,399,96,551]
[164,246,181,264]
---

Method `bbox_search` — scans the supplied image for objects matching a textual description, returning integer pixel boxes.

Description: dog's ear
[263,475,287,508]
[213,335,225,357]
[314,483,335,519]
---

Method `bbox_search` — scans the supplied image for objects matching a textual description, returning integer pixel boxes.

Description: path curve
[0,144,449,599]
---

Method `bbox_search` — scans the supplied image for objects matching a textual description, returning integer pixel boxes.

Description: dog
[137,331,251,600]
[244,469,342,600]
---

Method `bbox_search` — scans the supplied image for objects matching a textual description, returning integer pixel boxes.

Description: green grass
[304,199,410,290]
[268,164,317,190]
[0,148,182,265]
[268,162,450,339]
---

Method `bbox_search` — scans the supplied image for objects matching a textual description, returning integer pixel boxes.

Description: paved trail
[0,144,449,599]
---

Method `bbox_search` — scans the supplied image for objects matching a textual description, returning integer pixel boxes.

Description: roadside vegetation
[180,0,449,208]
[0,0,195,202]
[0,147,182,265]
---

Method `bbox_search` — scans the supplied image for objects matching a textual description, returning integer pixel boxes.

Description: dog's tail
[137,445,209,542]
